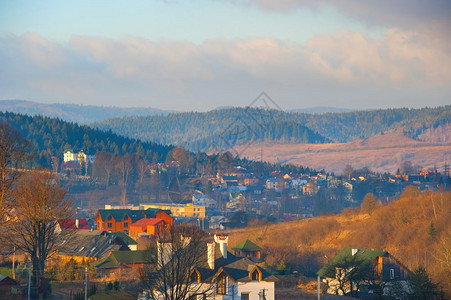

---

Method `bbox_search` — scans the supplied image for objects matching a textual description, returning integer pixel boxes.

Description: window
[190,271,199,283]
[107,223,112,228]
[217,274,226,295]
[124,215,128,220]
[252,269,259,281]
[107,215,112,221]
[241,293,250,300]
[390,268,395,279]
[124,222,128,228]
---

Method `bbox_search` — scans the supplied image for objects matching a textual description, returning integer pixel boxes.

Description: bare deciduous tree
[0,122,30,225]
[5,171,73,296]
[92,151,116,187]
[141,224,214,300]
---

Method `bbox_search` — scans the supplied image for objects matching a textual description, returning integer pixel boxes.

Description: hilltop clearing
[234,133,450,174]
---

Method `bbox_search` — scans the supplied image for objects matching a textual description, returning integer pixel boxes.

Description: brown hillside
[227,188,451,294]
[234,133,450,174]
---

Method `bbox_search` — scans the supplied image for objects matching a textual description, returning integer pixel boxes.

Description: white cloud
[1,30,450,110]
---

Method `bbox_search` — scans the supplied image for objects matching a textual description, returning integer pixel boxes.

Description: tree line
[0,111,173,168]
[93,105,451,149]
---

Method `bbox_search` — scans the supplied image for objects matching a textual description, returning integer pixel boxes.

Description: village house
[129,218,166,240]
[95,208,173,234]
[232,240,262,262]
[56,230,131,264]
[56,218,91,232]
[318,247,412,297]
[303,181,319,196]
[266,177,283,191]
[187,233,277,300]
[94,250,153,278]
[243,177,259,186]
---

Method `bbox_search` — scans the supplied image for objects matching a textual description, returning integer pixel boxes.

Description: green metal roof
[318,247,388,276]
[110,232,138,245]
[94,250,153,269]
[143,208,171,218]
[232,240,262,251]
[98,209,143,222]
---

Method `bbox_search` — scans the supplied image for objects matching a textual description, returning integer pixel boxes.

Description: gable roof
[232,240,262,251]
[110,232,138,245]
[56,230,129,258]
[0,273,19,286]
[193,245,276,284]
[222,258,277,282]
[94,250,153,269]
[98,209,143,222]
[318,247,388,277]
[58,218,90,230]
[132,218,164,227]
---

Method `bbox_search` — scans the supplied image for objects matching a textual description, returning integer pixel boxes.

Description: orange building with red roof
[95,208,173,234]
[129,218,166,239]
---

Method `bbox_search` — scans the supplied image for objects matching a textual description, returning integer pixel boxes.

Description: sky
[0,0,450,111]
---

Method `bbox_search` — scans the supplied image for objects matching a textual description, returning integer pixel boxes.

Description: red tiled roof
[58,218,90,230]
[132,218,164,226]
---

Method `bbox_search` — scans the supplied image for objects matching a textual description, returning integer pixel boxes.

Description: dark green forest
[0,111,174,167]
[94,106,450,151]
[0,111,315,176]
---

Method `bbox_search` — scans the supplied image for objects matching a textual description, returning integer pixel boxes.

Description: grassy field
[234,133,450,174]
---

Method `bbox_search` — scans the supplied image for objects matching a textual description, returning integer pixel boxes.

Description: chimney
[157,240,172,267]
[207,240,215,269]
[352,248,359,256]
[75,219,79,229]
[214,233,228,259]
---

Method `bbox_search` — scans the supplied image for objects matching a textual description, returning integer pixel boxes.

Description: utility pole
[28,267,31,300]
[317,275,320,300]
[85,265,88,300]
[12,247,15,279]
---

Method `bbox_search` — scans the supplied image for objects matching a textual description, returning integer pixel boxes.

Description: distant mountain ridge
[93,106,450,152]
[0,100,175,124]
[93,108,330,152]
[289,106,353,114]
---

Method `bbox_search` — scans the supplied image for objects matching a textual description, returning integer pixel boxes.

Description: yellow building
[140,203,205,218]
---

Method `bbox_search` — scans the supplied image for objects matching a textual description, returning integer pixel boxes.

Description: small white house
[63,150,78,162]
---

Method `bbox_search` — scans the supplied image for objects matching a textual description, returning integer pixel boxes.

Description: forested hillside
[94,106,450,151]
[0,100,173,124]
[94,108,328,152]
[0,111,173,167]
[228,187,450,295]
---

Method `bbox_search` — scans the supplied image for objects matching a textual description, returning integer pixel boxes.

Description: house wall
[237,281,275,300]
[208,280,275,300]
[96,213,132,233]
[129,224,146,239]
[184,205,206,218]
[155,211,174,225]
[56,255,98,264]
